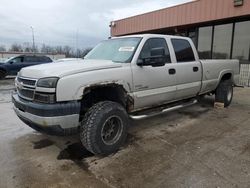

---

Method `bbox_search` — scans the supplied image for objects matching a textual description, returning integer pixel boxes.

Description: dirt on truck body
[12,34,239,155]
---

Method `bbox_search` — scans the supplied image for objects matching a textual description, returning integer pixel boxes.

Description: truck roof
[112,34,190,40]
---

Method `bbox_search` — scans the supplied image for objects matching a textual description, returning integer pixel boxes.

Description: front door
[7,56,24,75]
[131,37,177,110]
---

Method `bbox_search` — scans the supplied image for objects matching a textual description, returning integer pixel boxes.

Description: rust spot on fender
[82,81,135,112]
[127,94,134,112]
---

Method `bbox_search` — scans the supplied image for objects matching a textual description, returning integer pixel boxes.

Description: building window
[171,39,195,62]
[188,29,198,47]
[232,21,250,63]
[198,26,213,59]
[212,23,233,59]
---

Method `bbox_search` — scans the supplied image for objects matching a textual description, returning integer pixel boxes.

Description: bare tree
[41,44,55,54]
[41,44,49,53]
[23,42,33,52]
[55,46,63,54]
[0,45,6,52]
[81,48,92,57]
[9,43,23,52]
[63,46,72,57]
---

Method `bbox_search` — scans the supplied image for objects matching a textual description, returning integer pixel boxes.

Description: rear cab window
[171,39,195,63]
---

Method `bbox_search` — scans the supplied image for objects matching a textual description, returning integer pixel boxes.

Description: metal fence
[239,64,250,87]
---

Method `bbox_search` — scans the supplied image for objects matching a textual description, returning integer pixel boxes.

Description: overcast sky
[0,0,192,50]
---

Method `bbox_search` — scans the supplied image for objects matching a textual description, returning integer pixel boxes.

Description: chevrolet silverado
[12,34,240,155]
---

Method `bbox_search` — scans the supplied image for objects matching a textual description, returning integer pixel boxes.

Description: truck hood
[19,59,123,78]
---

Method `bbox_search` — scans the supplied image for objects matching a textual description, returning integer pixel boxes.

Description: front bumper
[12,94,81,136]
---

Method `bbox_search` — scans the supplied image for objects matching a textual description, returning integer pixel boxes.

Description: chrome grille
[16,76,37,100]
[17,77,36,87]
[18,88,34,99]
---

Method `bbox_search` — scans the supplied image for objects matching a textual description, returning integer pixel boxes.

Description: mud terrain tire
[80,101,128,155]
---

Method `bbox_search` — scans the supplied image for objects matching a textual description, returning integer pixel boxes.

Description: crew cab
[12,34,240,155]
[0,55,52,79]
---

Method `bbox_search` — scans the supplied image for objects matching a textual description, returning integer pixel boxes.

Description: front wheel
[215,80,233,107]
[80,101,128,155]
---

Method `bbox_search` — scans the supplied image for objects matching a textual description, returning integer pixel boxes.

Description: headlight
[37,77,59,88]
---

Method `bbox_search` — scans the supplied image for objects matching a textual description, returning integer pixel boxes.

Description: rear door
[170,38,202,99]
[131,37,177,109]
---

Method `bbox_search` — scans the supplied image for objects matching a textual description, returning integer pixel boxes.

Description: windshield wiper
[112,60,124,63]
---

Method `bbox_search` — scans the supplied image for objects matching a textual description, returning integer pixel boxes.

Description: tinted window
[39,56,52,62]
[212,23,233,59]
[171,39,195,62]
[44,56,52,62]
[11,57,24,63]
[198,26,213,59]
[139,38,171,63]
[232,21,250,62]
[24,56,39,63]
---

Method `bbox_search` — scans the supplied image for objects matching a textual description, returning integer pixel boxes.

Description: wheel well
[221,73,232,81]
[80,84,133,119]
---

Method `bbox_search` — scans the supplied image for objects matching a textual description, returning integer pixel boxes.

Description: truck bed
[199,59,240,94]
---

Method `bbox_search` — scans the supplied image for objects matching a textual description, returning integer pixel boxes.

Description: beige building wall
[111,0,250,36]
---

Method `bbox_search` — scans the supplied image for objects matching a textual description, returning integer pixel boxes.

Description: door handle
[193,67,199,72]
[169,68,176,75]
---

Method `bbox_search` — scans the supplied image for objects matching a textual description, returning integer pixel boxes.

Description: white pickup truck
[12,34,240,155]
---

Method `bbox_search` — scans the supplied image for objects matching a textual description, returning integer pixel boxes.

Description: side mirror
[137,47,166,67]
[9,61,14,64]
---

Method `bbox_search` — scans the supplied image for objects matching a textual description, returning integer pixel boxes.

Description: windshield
[3,57,14,63]
[85,37,141,63]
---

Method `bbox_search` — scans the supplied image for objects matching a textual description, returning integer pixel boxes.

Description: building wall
[110,0,250,86]
[111,0,250,36]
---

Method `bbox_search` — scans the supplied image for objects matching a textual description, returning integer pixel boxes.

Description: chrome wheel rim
[101,115,123,145]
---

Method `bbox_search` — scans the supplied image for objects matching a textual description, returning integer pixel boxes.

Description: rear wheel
[215,80,233,107]
[80,101,128,155]
[0,70,6,80]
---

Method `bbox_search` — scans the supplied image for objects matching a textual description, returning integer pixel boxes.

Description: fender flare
[216,69,234,88]
[74,80,132,100]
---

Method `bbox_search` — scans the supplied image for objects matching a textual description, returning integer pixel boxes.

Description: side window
[12,57,24,63]
[171,39,195,63]
[24,56,38,63]
[139,38,171,63]
[40,56,52,62]
[37,56,45,62]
